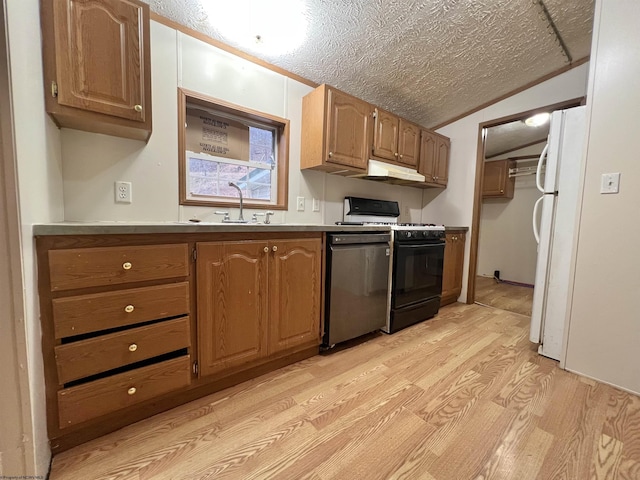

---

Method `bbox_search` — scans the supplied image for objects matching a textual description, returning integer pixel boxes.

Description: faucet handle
[214,211,230,222]
[265,211,274,224]
[252,212,266,223]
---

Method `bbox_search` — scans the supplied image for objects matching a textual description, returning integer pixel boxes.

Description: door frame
[0,0,36,475]
[466,97,584,304]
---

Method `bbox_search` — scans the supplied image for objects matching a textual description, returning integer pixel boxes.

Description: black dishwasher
[323,232,391,348]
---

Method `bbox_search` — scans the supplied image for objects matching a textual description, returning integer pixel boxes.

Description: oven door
[392,241,445,309]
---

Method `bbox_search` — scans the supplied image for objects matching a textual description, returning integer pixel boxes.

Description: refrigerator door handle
[532,196,544,244]
[536,143,549,193]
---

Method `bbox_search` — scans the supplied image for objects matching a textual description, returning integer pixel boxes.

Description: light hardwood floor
[50,303,640,480]
[475,275,534,316]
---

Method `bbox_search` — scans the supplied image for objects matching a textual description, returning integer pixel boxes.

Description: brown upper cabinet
[483,159,515,198]
[419,130,450,187]
[372,108,420,168]
[301,84,373,174]
[41,0,152,142]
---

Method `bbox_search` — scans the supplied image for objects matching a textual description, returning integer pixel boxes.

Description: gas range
[338,197,445,242]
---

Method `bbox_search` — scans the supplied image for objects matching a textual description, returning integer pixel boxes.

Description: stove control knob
[405,231,412,238]
[422,231,429,237]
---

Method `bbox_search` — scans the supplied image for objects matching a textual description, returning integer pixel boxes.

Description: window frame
[178,88,290,209]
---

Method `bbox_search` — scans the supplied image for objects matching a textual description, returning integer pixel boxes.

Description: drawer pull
[272,246,278,252]
[122,262,132,270]
[127,387,137,395]
[128,343,138,352]
[263,246,269,253]
[124,304,135,313]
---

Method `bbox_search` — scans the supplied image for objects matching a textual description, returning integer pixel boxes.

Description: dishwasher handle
[328,233,391,245]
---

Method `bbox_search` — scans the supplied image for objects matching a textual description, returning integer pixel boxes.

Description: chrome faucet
[228,182,246,222]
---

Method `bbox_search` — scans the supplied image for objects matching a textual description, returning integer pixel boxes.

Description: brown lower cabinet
[197,238,322,377]
[441,230,467,306]
[36,232,323,453]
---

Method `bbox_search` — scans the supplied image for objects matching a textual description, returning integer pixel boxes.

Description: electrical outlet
[297,196,305,211]
[312,198,320,212]
[404,205,410,217]
[115,181,132,203]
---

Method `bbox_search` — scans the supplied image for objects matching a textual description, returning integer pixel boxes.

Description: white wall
[425,63,590,302]
[477,142,545,284]
[564,0,640,394]
[62,23,426,225]
[6,0,64,475]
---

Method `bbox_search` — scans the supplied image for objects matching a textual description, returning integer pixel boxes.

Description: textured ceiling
[485,120,549,158]
[142,0,594,129]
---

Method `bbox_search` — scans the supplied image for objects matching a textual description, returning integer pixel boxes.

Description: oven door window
[393,243,444,309]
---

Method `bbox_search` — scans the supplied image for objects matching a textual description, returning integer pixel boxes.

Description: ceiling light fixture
[202,0,308,56]
[524,112,551,127]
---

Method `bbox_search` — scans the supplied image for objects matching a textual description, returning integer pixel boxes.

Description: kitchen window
[178,89,289,209]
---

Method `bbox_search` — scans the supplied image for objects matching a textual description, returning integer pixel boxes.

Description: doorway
[474,118,548,315]
[466,98,584,315]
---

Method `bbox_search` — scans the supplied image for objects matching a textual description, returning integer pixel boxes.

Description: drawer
[48,244,189,291]
[52,282,189,338]
[58,355,191,428]
[55,317,191,384]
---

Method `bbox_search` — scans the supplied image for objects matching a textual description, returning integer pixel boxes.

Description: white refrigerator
[529,105,587,361]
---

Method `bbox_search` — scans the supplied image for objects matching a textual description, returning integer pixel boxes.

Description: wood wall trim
[466,97,584,304]
[150,12,318,89]
[431,56,590,131]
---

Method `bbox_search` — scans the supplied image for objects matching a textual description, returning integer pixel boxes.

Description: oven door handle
[395,242,445,249]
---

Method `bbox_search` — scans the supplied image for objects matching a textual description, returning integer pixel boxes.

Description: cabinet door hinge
[192,361,198,375]
[192,248,197,262]
[51,81,58,98]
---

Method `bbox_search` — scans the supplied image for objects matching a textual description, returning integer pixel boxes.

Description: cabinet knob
[500,189,504,193]
[124,304,135,313]
[263,246,269,253]
[134,104,143,113]
[128,343,138,352]
[272,246,278,252]
[328,152,333,158]
[122,261,132,270]
[394,152,398,157]
[127,387,137,395]
[399,154,403,159]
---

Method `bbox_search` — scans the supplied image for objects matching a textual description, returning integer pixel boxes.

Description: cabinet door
[372,108,399,161]
[326,89,371,170]
[453,233,466,291]
[268,238,322,354]
[441,233,458,302]
[53,0,147,122]
[419,130,437,182]
[483,160,514,198]
[435,136,450,185]
[441,233,465,306]
[197,241,268,377]
[398,119,420,167]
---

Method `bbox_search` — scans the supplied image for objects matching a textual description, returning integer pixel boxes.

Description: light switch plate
[312,198,320,212]
[600,172,620,194]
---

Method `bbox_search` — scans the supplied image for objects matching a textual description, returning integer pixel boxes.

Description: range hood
[351,159,426,184]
